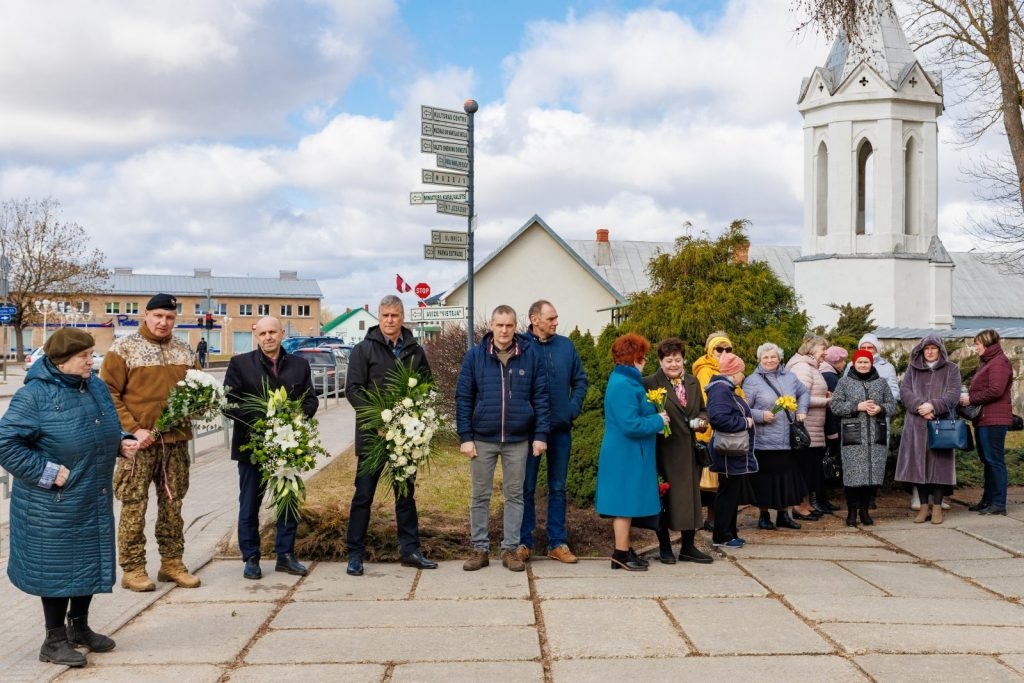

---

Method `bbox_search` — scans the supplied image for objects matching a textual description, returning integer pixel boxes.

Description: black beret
[146,293,178,311]
[44,328,95,365]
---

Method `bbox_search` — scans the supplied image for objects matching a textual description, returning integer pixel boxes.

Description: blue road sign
[0,306,16,316]
[0,314,11,324]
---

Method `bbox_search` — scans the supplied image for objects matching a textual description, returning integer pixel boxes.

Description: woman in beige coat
[785,335,831,518]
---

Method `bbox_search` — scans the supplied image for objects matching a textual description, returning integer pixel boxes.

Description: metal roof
[874,326,1024,340]
[566,239,666,299]
[106,273,323,299]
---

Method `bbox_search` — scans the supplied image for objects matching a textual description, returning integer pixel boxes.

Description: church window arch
[815,140,828,236]
[856,138,874,235]
[904,134,920,235]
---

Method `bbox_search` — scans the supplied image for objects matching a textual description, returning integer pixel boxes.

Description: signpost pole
[464,99,477,351]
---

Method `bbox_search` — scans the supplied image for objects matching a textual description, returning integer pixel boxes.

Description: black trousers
[346,457,421,556]
[713,475,745,543]
[845,485,877,509]
[42,595,92,630]
[238,459,296,561]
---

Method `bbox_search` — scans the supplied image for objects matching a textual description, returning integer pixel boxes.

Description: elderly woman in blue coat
[0,329,138,668]
[595,333,669,571]
[742,342,810,531]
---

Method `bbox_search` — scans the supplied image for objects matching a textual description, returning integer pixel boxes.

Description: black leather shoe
[978,505,1007,515]
[775,512,802,530]
[792,510,819,521]
[275,552,309,576]
[678,545,714,564]
[969,500,991,512]
[859,508,874,526]
[243,556,262,580]
[822,499,841,512]
[346,554,364,576]
[611,549,648,571]
[627,547,649,567]
[758,512,775,530]
[658,548,677,565]
[846,510,858,527]
[400,550,439,569]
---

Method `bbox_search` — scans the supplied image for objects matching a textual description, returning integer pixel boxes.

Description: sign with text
[431,230,469,246]
[408,306,467,322]
[422,169,468,187]
[414,282,431,299]
[424,245,469,261]
[421,105,469,127]
[421,121,468,141]
[436,200,470,217]
[420,138,469,157]
[436,154,470,172]
[409,190,468,204]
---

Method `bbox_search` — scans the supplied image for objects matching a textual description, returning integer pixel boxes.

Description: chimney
[595,228,611,266]
[279,270,298,280]
[194,268,212,278]
[364,304,369,311]
[113,267,133,276]
[732,240,750,265]
[345,307,351,313]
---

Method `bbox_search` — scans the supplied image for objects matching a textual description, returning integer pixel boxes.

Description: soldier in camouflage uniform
[100,293,201,591]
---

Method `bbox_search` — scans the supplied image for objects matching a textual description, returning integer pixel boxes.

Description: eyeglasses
[714,346,733,353]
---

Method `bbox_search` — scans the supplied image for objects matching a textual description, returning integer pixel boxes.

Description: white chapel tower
[793,0,953,329]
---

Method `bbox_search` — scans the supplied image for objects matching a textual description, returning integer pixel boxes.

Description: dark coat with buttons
[0,359,124,596]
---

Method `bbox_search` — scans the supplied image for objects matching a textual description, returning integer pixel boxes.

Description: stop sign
[415,282,431,299]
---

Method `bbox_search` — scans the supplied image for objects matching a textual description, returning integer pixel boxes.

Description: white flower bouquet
[354,364,450,498]
[154,369,230,437]
[239,385,329,522]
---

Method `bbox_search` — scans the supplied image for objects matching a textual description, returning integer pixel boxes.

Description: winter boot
[39,627,87,667]
[120,567,155,592]
[67,613,116,652]
[859,505,874,526]
[930,504,943,524]
[914,503,931,523]
[157,558,201,588]
[656,527,676,564]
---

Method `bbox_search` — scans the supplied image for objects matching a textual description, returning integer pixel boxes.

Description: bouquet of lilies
[154,369,231,437]
[239,385,329,522]
[354,364,450,498]
[645,387,671,436]
[771,395,798,414]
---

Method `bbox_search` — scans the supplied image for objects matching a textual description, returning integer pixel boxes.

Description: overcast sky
[0,0,992,314]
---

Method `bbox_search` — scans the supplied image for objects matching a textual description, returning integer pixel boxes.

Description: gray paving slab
[664,597,834,655]
[272,598,536,629]
[97,601,274,665]
[855,653,1023,680]
[969,574,1024,599]
[534,569,767,599]
[226,663,385,682]
[872,528,1013,560]
[962,523,1024,554]
[839,560,997,599]
[726,542,914,562]
[413,560,530,600]
[738,559,886,596]
[56,664,224,682]
[291,562,416,601]
[937,557,1024,578]
[246,626,540,664]
[746,530,886,546]
[820,622,1024,654]
[391,662,544,682]
[786,594,1024,625]
[551,655,866,681]
[541,598,688,659]
[162,558,302,603]
[1001,654,1024,676]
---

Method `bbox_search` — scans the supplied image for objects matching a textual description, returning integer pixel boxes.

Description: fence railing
[188,416,233,463]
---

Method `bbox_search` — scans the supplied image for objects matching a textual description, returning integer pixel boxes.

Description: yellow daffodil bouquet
[239,384,328,522]
[645,387,671,436]
[772,395,798,414]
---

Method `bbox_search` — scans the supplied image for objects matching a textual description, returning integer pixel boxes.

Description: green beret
[44,328,95,365]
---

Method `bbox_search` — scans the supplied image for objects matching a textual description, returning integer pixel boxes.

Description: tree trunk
[989,0,1024,210]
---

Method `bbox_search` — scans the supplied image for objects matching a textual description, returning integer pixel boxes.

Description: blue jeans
[976,426,1008,508]
[520,429,571,550]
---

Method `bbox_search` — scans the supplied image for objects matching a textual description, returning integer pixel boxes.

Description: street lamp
[63,305,91,328]
[33,299,60,343]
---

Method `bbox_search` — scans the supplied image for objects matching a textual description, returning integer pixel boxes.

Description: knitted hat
[857,333,881,351]
[851,349,875,366]
[718,352,745,376]
[146,293,178,311]
[44,328,95,365]
[823,346,849,365]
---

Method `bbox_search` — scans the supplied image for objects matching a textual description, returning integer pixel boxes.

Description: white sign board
[424,245,469,261]
[409,306,467,322]
[436,154,470,172]
[421,105,469,126]
[422,169,468,187]
[421,139,468,157]
[421,121,468,141]
[436,200,470,217]
[431,230,469,246]
[410,191,468,204]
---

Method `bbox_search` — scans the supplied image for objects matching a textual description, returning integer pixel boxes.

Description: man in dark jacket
[344,295,437,576]
[457,304,550,572]
[224,316,318,580]
[517,300,587,564]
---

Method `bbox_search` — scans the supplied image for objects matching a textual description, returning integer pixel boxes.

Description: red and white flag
[395,273,412,293]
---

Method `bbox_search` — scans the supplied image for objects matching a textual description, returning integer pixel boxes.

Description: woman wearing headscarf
[596,333,670,571]
[691,332,734,530]
[0,329,139,668]
[644,337,711,564]
[831,350,897,526]
[785,335,831,519]
[961,329,1014,516]
[742,342,810,530]
[895,334,961,524]
[705,352,758,548]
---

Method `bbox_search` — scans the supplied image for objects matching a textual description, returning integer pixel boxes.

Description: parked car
[280,336,311,354]
[293,336,348,351]
[294,348,344,397]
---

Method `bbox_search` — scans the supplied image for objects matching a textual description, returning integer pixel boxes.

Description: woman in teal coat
[0,329,138,668]
[596,333,669,571]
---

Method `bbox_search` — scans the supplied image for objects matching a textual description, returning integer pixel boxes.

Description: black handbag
[694,440,712,467]
[822,445,842,480]
[1011,414,1024,432]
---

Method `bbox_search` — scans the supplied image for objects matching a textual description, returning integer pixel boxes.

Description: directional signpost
[414,100,478,348]
[0,305,15,325]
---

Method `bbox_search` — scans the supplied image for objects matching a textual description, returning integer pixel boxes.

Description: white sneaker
[910,486,921,511]
[940,501,951,510]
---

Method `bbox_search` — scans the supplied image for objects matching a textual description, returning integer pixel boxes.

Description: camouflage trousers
[114,440,191,571]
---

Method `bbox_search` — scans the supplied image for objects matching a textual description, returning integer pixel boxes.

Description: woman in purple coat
[894,334,961,524]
